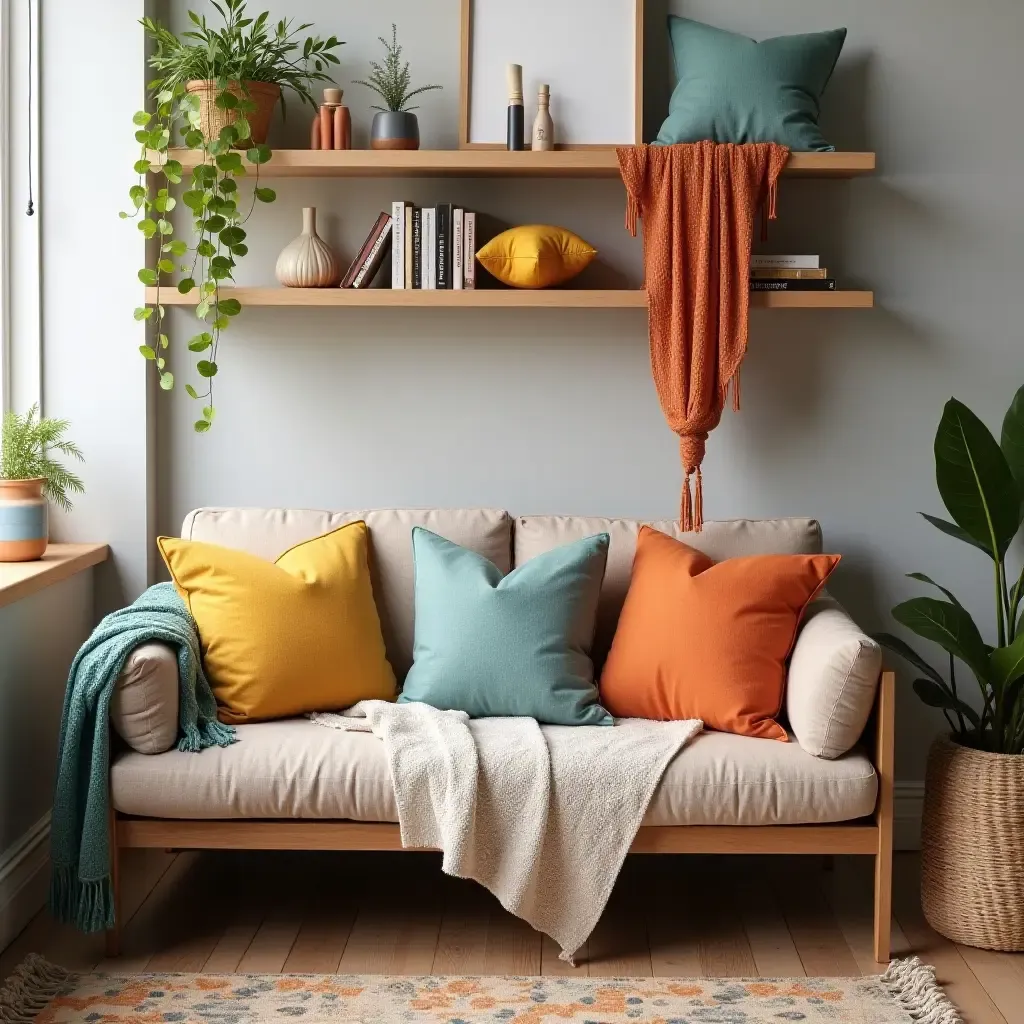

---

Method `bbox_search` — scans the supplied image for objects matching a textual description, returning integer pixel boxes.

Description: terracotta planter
[369,110,419,151]
[185,80,281,147]
[921,735,1024,950]
[0,478,48,561]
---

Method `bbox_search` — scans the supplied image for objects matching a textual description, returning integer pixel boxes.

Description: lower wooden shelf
[147,287,874,309]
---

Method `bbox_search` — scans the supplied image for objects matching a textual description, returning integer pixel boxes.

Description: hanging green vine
[124,1,342,431]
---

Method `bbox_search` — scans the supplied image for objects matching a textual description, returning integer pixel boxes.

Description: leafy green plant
[875,386,1024,754]
[353,24,441,112]
[127,0,342,432]
[1,405,85,513]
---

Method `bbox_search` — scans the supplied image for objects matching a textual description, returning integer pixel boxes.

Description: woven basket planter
[921,735,1024,950]
[185,80,280,147]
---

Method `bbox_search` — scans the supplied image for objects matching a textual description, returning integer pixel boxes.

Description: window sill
[0,543,109,609]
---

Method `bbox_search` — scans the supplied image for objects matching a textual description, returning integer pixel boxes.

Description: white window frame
[0,0,11,412]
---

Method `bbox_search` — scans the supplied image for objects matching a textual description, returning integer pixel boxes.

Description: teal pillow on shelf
[399,527,612,726]
[656,18,847,152]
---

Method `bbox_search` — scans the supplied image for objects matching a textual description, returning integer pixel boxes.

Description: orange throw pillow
[599,526,839,740]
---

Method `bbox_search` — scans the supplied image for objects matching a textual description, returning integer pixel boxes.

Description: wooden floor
[3,851,1022,1023]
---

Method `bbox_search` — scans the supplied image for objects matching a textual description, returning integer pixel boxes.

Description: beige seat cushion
[111,718,877,825]
[514,516,822,666]
[181,507,512,680]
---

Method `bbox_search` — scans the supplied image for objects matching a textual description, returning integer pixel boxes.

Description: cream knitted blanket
[311,701,701,962]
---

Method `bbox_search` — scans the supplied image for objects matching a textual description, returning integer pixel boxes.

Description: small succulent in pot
[354,24,442,151]
[0,405,84,561]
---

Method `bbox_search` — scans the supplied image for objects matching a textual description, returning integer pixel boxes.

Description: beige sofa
[107,508,895,962]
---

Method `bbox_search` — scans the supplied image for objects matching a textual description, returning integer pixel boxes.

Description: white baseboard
[894,781,924,851]
[0,812,50,952]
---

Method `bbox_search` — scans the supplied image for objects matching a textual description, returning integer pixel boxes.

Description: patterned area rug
[0,955,961,1024]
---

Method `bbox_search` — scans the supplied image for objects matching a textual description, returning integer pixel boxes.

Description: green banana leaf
[1001,384,1024,504]
[872,631,945,685]
[912,678,981,729]
[906,571,964,607]
[934,398,1019,557]
[990,630,1024,689]
[919,513,994,558]
[892,596,991,684]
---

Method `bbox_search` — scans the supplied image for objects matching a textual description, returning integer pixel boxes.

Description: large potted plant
[130,1,341,431]
[0,406,84,562]
[355,24,441,151]
[876,385,1024,951]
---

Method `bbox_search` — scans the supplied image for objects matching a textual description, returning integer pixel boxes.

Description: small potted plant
[354,24,441,150]
[875,384,1024,951]
[0,405,84,562]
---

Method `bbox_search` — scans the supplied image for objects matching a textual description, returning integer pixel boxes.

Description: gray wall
[146,0,1024,782]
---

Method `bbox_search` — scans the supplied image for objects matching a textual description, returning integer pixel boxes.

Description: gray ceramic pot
[370,110,420,151]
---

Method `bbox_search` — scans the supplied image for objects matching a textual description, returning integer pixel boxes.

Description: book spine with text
[423,207,436,289]
[412,209,422,289]
[749,278,836,291]
[464,212,476,289]
[405,207,414,289]
[352,219,393,288]
[751,255,820,269]
[453,209,464,290]
[436,203,452,289]
[341,212,390,288]
[391,202,406,289]
[750,267,827,280]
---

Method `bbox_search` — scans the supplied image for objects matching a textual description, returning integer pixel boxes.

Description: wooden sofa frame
[105,670,895,964]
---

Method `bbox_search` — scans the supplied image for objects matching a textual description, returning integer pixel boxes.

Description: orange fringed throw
[617,141,789,531]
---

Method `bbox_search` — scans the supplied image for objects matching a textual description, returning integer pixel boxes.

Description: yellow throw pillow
[158,522,396,724]
[476,225,597,288]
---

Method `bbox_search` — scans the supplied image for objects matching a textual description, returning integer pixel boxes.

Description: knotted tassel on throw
[678,434,708,533]
[681,471,693,532]
[731,367,742,412]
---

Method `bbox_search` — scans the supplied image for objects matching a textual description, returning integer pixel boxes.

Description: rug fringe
[882,956,963,1024]
[0,954,71,1024]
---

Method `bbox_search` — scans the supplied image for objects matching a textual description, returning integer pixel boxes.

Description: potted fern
[0,406,84,562]
[355,24,441,150]
[875,384,1024,951]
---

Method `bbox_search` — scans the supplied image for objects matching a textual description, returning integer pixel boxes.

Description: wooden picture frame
[459,0,644,150]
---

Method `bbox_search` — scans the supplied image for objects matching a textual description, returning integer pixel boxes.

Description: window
[0,0,11,410]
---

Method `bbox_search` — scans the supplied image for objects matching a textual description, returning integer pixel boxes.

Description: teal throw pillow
[656,18,847,152]
[399,527,612,726]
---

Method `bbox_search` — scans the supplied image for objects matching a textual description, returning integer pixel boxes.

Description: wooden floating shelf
[163,149,876,180]
[148,287,874,310]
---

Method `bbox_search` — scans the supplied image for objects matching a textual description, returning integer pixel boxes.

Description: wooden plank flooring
[3,852,1021,1024]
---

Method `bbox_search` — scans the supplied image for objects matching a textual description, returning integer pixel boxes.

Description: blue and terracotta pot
[0,478,48,561]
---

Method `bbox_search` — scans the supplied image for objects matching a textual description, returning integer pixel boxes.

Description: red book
[341,213,392,288]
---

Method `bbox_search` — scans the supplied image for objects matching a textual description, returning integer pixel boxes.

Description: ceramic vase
[275,207,341,288]
[370,111,420,151]
[0,477,48,561]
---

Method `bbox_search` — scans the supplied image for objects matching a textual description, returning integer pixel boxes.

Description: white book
[453,208,464,290]
[464,211,476,289]
[423,207,436,289]
[391,202,406,289]
[750,254,820,269]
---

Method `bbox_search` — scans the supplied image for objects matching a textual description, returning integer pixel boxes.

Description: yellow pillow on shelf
[158,521,396,724]
[476,225,597,288]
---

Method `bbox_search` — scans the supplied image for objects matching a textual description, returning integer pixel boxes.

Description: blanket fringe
[48,867,113,933]
[882,957,963,1024]
[0,955,70,1024]
[625,194,639,237]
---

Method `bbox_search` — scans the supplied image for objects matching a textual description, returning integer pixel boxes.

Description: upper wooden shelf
[0,543,109,610]
[165,149,876,180]
[149,287,874,310]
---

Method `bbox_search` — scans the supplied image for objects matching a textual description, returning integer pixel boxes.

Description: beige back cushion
[182,507,513,679]
[513,516,823,667]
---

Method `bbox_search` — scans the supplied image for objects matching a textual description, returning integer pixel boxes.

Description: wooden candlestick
[506,64,524,151]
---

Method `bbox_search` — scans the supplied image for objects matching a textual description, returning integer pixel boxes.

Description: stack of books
[750,255,837,291]
[341,204,478,290]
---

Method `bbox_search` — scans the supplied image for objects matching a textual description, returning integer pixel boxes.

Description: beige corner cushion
[787,595,882,759]
[515,516,822,667]
[181,507,513,680]
[111,643,179,754]
[111,716,877,825]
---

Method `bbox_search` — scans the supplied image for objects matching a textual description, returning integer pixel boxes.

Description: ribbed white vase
[275,207,341,287]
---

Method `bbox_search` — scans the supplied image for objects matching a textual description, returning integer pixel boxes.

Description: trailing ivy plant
[126,1,342,431]
[875,385,1024,754]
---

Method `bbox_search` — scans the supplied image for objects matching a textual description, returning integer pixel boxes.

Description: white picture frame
[459,0,644,150]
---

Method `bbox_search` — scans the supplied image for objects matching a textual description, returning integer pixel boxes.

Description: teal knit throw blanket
[49,582,235,932]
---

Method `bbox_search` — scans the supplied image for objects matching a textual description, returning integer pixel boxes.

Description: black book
[412,208,422,289]
[436,203,453,289]
[749,278,837,291]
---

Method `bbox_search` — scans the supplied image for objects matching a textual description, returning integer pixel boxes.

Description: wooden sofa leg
[105,807,122,958]
[873,670,896,963]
